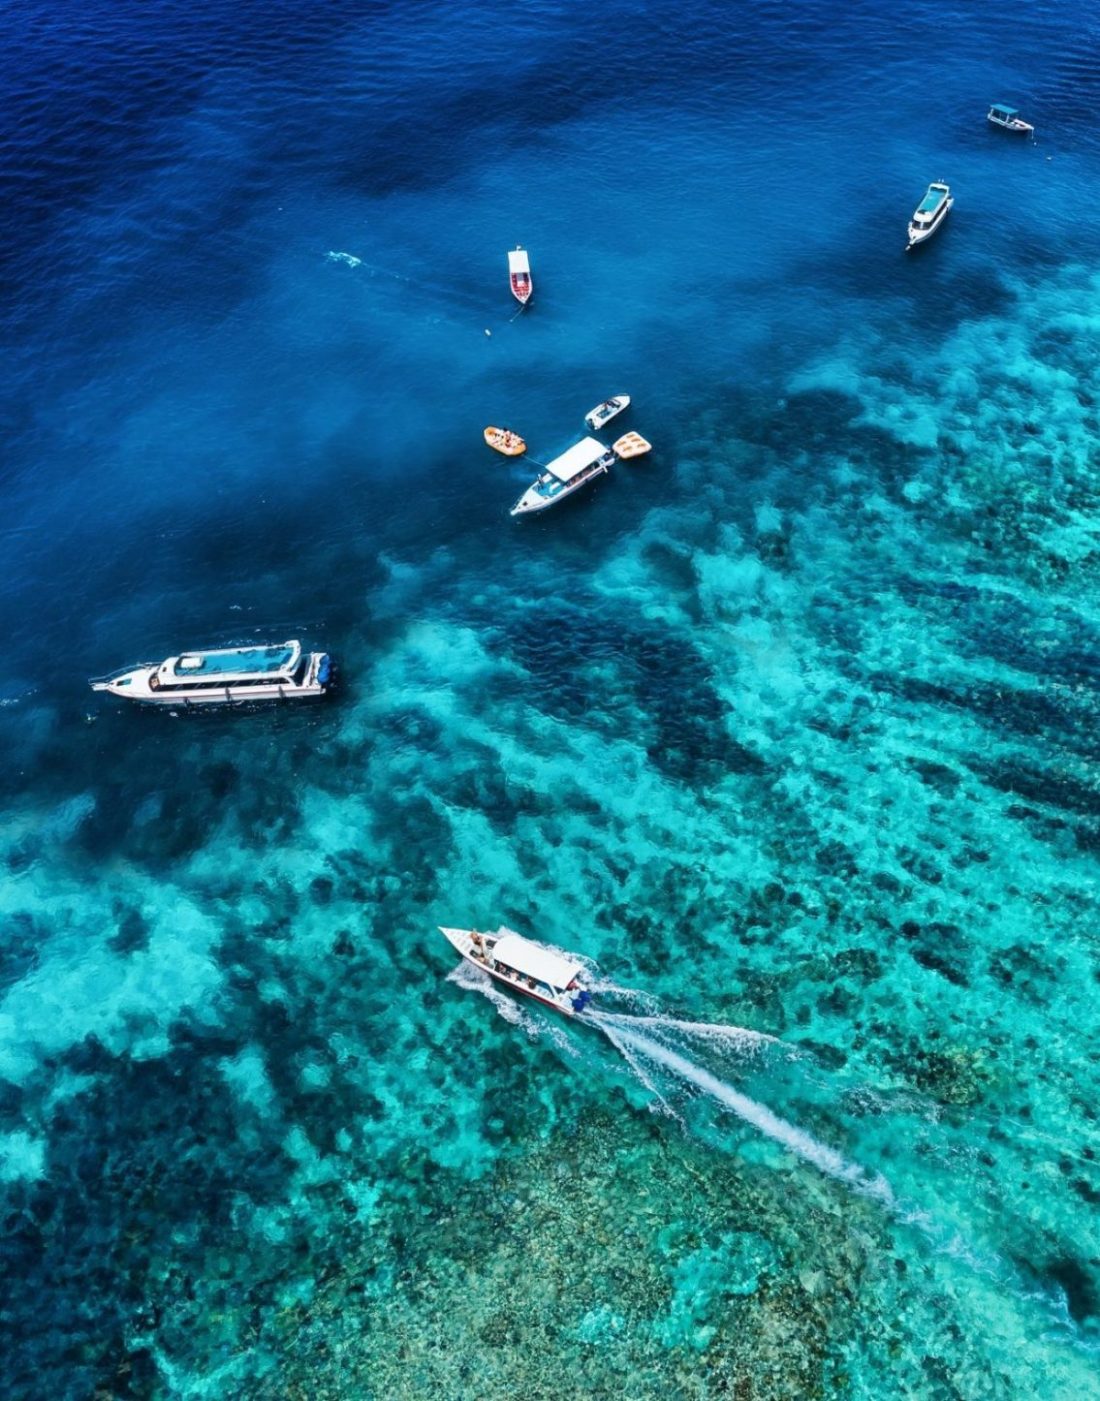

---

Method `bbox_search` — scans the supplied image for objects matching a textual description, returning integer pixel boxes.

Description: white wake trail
[596,1009,781,1055]
[597,1017,894,1206]
[598,1015,684,1124]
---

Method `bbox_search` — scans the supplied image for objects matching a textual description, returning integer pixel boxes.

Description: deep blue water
[2,1,1100,1396]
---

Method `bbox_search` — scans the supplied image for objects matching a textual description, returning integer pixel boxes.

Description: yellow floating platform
[484,426,526,456]
[613,431,652,460]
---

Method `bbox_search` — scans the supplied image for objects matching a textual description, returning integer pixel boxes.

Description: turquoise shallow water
[2,0,1100,1396]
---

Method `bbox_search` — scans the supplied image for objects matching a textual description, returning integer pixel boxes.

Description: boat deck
[177,645,296,676]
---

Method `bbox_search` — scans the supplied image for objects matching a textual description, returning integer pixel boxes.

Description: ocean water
[2,0,1100,1395]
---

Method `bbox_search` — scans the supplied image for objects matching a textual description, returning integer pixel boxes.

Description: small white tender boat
[440,925,592,1016]
[906,181,953,251]
[510,435,615,517]
[508,246,532,305]
[90,640,332,706]
[987,103,1034,135]
[585,395,630,431]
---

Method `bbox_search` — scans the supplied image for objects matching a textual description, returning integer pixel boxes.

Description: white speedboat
[90,640,332,706]
[508,246,532,305]
[440,925,592,1016]
[585,395,630,431]
[906,182,953,251]
[510,436,615,516]
[987,103,1033,135]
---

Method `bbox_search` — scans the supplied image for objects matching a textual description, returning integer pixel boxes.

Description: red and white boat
[508,246,532,305]
[440,925,592,1015]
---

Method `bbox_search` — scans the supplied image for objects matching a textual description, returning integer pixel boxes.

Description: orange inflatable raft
[612,431,652,460]
[484,426,526,456]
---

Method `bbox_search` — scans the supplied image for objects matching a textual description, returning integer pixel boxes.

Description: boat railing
[88,665,150,689]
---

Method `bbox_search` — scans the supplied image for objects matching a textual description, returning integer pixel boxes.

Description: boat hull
[90,672,329,704]
[510,460,610,516]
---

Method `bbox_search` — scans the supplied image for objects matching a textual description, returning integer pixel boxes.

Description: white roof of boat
[508,247,530,273]
[545,436,608,483]
[493,933,583,989]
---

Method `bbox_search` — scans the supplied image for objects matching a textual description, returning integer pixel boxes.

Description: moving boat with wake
[440,925,592,1015]
[90,640,332,706]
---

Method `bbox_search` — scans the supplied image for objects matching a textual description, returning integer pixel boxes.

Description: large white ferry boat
[440,925,592,1016]
[90,640,332,706]
[510,436,615,517]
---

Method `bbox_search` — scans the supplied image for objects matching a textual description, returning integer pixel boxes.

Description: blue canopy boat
[987,103,1034,135]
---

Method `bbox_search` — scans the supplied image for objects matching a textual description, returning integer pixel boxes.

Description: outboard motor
[317,654,333,686]
[572,989,591,1013]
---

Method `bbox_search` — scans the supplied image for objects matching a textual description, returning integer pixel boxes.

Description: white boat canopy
[508,247,530,275]
[545,436,609,483]
[493,933,583,990]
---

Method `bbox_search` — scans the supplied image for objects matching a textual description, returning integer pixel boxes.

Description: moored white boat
[906,181,953,251]
[508,246,532,305]
[510,436,615,517]
[90,640,332,706]
[987,103,1033,135]
[585,395,630,431]
[440,925,592,1016]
